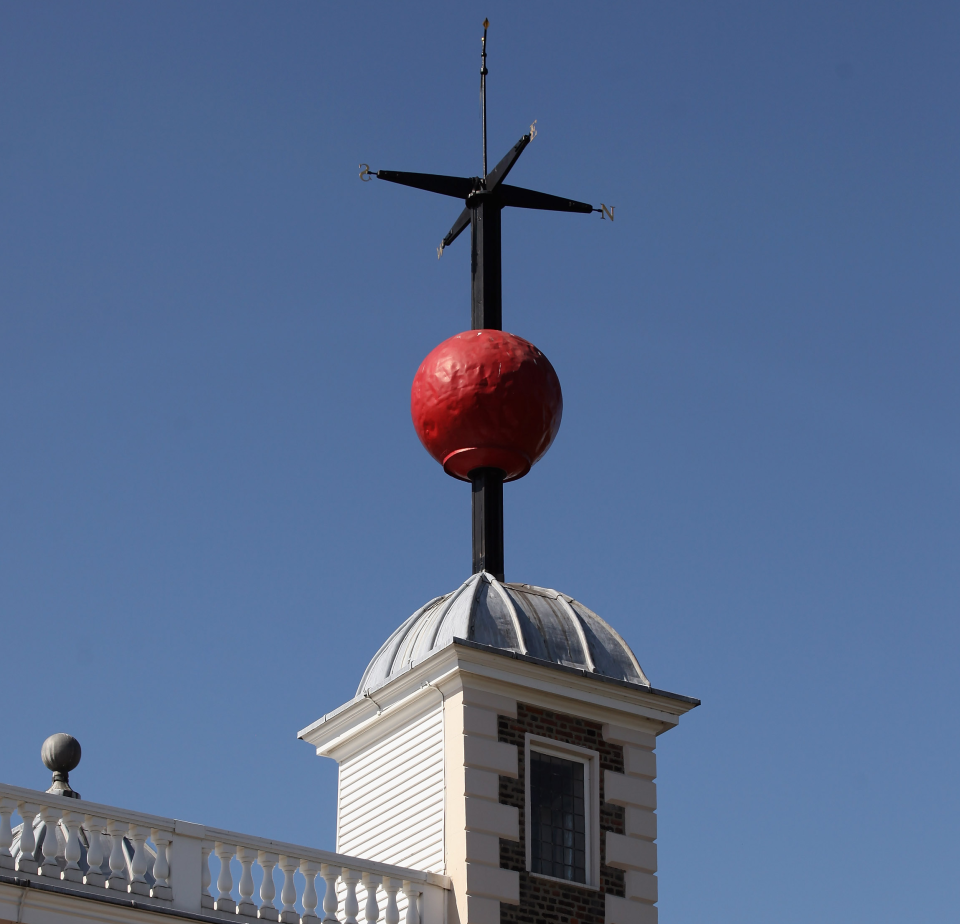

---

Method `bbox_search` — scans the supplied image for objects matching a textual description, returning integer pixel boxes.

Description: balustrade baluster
[38,805,62,877]
[362,873,380,924]
[60,811,83,882]
[83,816,106,886]
[214,841,237,913]
[0,799,15,871]
[201,842,215,910]
[126,825,151,895]
[301,860,320,922]
[150,829,173,900]
[236,845,257,917]
[257,851,280,921]
[105,819,128,889]
[320,863,339,924]
[105,819,130,890]
[382,879,399,924]
[278,855,300,924]
[401,883,420,924]
[341,869,360,924]
[15,802,40,874]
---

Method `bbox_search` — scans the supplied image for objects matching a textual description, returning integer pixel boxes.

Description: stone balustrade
[0,783,448,924]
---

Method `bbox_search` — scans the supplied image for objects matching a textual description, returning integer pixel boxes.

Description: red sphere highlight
[411,330,563,482]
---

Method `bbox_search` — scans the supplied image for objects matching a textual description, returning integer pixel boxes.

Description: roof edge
[451,637,701,707]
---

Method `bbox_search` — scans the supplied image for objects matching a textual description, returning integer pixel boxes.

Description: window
[525,735,599,888]
[530,751,587,881]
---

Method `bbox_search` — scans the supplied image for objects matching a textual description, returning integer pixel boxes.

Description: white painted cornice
[298,641,698,756]
[297,645,464,756]
[0,880,190,924]
[451,641,698,732]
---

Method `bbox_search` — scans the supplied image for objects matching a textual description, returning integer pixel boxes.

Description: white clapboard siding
[337,700,445,874]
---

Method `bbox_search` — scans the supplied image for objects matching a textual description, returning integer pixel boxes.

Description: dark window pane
[529,750,587,883]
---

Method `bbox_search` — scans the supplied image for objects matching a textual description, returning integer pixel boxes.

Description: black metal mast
[367,21,599,581]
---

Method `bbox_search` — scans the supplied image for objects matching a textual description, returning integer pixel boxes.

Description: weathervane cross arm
[498,184,595,214]
[443,207,472,248]
[375,171,476,199]
[484,134,532,190]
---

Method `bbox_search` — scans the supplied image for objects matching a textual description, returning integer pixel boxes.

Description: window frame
[524,733,601,890]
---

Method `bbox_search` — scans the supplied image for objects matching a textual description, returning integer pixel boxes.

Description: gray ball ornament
[41,733,81,799]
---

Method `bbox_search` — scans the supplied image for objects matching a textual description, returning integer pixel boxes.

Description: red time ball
[411,329,563,482]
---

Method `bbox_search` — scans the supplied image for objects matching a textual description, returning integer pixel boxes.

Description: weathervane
[361,21,612,581]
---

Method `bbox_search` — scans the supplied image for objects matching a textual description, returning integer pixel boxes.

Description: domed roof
[358,571,649,695]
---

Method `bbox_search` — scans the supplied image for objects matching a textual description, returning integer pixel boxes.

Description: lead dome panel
[357,571,649,695]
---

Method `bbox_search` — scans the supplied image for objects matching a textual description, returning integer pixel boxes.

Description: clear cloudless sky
[1,3,958,921]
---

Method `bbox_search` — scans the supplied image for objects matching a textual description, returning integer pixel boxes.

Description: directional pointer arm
[498,184,594,214]
[376,171,476,199]
[484,134,531,191]
[443,207,472,248]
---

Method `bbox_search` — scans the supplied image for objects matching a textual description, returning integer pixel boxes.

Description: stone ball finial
[41,733,81,799]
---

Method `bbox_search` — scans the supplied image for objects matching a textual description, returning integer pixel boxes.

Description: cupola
[300,580,697,924]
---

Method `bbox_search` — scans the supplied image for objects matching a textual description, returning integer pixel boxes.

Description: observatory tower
[300,22,698,924]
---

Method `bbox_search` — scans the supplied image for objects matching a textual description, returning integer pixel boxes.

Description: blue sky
[1,3,958,921]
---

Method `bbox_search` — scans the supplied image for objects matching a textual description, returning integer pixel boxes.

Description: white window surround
[524,733,601,891]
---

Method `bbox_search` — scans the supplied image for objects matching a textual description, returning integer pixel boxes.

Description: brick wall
[498,703,625,924]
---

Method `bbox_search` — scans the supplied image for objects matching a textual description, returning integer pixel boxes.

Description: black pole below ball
[471,468,504,581]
